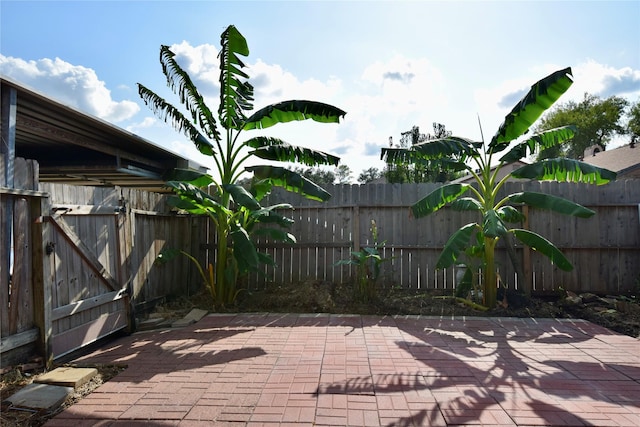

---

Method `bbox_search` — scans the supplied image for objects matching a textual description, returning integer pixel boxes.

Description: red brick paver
[45,314,640,426]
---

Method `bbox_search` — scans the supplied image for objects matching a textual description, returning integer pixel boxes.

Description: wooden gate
[46,206,130,359]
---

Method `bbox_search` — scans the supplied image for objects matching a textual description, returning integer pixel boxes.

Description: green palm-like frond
[219,25,253,130]
[159,45,220,142]
[222,184,261,211]
[411,184,471,218]
[490,67,574,152]
[497,206,525,223]
[450,197,483,212]
[482,210,508,238]
[381,137,478,164]
[246,165,331,202]
[253,228,297,243]
[250,205,295,228]
[511,229,573,271]
[413,136,480,159]
[511,158,617,185]
[507,192,595,217]
[244,100,347,130]
[230,223,259,272]
[138,84,215,156]
[436,223,478,269]
[247,137,340,167]
[499,125,577,163]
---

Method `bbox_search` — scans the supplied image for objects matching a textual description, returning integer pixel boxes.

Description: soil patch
[168,280,640,339]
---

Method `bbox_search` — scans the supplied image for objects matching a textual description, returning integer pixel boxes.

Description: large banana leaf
[219,25,253,130]
[413,136,480,158]
[380,147,426,164]
[497,205,525,223]
[166,193,229,216]
[511,158,617,184]
[411,183,470,218]
[381,137,478,164]
[229,223,259,272]
[490,67,574,152]
[247,137,340,166]
[511,229,573,271]
[450,197,483,212]
[436,223,478,269]
[246,165,331,202]
[482,210,508,238]
[243,100,347,130]
[159,45,220,142]
[222,184,261,211]
[138,84,215,156]
[499,125,577,163]
[253,228,296,243]
[507,192,595,218]
[165,181,232,215]
[250,206,295,228]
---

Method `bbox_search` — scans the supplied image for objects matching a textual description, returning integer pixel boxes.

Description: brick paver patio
[45,314,640,426]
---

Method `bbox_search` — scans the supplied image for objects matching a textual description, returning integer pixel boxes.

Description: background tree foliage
[536,93,629,159]
[628,100,640,141]
[384,123,463,183]
[358,167,383,184]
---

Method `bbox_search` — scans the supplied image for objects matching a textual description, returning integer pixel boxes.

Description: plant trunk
[483,237,498,308]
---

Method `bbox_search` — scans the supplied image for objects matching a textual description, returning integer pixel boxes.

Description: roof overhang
[1,76,208,193]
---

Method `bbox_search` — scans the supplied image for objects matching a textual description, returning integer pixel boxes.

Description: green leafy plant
[156,248,217,301]
[382,67,616,308]
[336,220,390,303]
[138,25,346,308]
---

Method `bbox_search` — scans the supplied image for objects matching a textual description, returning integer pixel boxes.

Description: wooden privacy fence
[2,160,208,366]
[247,180,640,295]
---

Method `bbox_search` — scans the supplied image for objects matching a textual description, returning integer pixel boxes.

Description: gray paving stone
[3,383,72,411]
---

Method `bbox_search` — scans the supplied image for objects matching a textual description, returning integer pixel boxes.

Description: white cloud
[570,60,640,99]
[169,41,220,95]
[0,55,139,122]
[126,117,156,133]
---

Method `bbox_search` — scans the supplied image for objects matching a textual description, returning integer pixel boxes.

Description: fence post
[33,192,54,368]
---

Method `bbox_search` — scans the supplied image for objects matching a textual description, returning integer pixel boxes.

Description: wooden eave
[1,76,207,193]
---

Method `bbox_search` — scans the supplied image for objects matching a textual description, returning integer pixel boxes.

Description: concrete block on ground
[172,308,208,328]
[3,383,73,411]
[35,366,98,388]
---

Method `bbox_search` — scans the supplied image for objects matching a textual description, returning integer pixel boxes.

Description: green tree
[139,25,346,308]
[382,67,616,309]
[384,123,459,183]
[628,100,640,140]
[334,164,353,184]
[358,167,383,184]
[536,93,628,159]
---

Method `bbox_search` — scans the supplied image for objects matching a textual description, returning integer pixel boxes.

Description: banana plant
[382,67,616,308]
[138,25,346,308]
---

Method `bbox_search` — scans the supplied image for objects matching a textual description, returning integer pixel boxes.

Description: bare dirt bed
[227,281,640,339]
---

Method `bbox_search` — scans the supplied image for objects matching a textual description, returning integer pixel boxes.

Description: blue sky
[1,1,639,180]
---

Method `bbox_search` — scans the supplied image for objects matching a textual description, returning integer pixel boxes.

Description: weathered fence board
[1,157,42,366]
